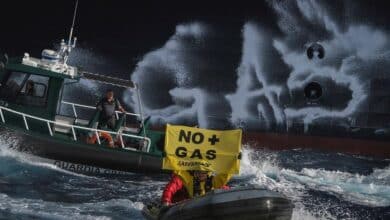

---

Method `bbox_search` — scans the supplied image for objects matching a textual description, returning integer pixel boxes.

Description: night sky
[0,0,389,81]
[0,0,388,76]
[0,0,276,71]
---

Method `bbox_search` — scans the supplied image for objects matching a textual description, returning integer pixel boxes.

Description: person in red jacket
[161,170,231,206]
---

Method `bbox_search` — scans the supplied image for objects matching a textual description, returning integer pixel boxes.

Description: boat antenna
[60,0,78,65]
[68,0,78,48]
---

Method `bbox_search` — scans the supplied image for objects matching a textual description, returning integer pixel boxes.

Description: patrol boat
[0,5,165,174]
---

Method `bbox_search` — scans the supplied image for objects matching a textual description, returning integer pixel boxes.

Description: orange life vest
[86,132,114,147]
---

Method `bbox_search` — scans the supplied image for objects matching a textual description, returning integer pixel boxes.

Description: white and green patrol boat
[0,2,165,174]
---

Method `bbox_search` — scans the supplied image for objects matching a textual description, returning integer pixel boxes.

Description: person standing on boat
[161,170,231,206]
[96,89,126,130]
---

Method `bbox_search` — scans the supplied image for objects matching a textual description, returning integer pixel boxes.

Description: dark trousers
[98,116,116,130]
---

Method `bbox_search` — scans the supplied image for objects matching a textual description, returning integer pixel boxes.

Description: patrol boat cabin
[0,38,165,173]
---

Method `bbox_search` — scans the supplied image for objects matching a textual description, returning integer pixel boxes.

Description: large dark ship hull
[243,131,389,158]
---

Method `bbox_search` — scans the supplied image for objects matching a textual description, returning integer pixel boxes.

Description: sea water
[0,135,389,220]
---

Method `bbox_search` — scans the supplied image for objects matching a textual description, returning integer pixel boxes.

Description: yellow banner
[162,124,242,174]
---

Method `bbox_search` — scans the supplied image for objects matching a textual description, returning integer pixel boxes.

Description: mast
[59,0,78,65]
[68,0,79,49]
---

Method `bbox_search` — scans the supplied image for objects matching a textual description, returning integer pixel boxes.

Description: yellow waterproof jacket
[174,170,232,198]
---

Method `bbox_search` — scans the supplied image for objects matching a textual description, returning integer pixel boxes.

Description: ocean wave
[1,134,388,219]
[239,147,390,219]
[0,192,144,220]
[0,135,91,179]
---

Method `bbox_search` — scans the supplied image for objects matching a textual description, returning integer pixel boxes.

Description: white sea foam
[0,134,91,178]
[0,192,144,220]
[239,147,390,219]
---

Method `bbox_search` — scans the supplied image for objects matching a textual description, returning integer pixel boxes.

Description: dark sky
[0,0,388,73]
[0,1,274,57]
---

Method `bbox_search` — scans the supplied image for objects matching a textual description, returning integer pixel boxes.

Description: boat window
[0,71,28,100]
[16,74,50,107]
[20,75,49,97]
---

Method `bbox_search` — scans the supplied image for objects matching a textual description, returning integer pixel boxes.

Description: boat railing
[0,105,151,152]
[61,101,140,121]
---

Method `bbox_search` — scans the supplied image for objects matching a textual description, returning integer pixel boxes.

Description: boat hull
[243,131,390,158]
[143,186,293,220]
[2,127,163,173]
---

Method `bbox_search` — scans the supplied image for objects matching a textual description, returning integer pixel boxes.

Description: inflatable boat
[142,186,293,220]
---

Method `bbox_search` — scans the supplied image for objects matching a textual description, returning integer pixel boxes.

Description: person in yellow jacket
[161,170,231,206]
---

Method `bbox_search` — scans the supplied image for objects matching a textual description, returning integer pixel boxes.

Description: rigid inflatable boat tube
[146,186,293,220]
